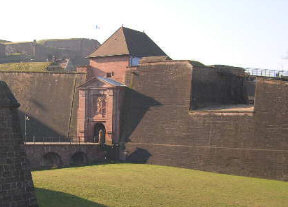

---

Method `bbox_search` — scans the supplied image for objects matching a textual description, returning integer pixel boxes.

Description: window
[106,72,114,78]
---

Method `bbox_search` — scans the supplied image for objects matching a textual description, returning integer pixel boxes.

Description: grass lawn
[32,164,288,207]
[0,62,51,72]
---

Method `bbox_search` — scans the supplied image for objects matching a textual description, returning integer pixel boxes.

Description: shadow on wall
[35,188,107,207]
[127,148,152,163]
[18,110,67,141]
[120,88,161,142]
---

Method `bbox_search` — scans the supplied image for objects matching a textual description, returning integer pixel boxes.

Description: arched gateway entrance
[77,76,125,144]
[93,123,106,144]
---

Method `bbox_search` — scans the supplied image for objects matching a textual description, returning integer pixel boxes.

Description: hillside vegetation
[0,62,51,72]
[0,39,10,44]
[32,164,288,207]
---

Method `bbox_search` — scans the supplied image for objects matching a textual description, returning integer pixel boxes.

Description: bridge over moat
[24,142,111,169]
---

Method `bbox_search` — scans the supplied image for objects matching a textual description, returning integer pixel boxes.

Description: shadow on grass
[31,160,120,172]
[35,188,107,207]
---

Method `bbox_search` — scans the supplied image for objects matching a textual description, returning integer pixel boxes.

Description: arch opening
[93,123,106,144]
[41,152,62,169]
[70,151,88,166]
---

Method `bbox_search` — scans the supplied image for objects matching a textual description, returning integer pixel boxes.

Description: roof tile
[88,27,167,58]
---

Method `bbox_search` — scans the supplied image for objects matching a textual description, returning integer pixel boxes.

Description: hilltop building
[1,38,100,66]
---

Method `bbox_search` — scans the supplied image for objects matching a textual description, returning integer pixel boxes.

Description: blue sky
[1,0,288,69]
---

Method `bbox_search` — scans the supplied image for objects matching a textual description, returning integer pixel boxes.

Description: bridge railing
[24,136,87,144]
[245,68,288,78]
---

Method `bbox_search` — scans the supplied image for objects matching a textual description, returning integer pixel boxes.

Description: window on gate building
[106,72,114,78]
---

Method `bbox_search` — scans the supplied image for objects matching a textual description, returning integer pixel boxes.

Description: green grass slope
[0,62,51,72]
[32,164,288,207]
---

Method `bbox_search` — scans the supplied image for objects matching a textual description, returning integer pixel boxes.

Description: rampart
[3,39,100,66]
[5,42,35,56]
[0,43,5,57]
[0,71,86,140]
[121,60,288,180]
[41,38,100,57]
[191,66,248,109]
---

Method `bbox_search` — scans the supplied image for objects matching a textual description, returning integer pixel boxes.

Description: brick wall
[121,61,288,180]
[0,81,38,207]
[89,56,130,83]
[77,66,95,81]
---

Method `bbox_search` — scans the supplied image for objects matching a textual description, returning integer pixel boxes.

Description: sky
[1,0,288,69]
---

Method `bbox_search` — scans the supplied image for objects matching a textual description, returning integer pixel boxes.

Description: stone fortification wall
[121,60,288,180]
[0,43,5,57]
[191,66,248,109]
[0,81,38,207]
[0,72,86,140]
[42,38,100,57]
[3,39,100,66]
[5,42,35,56]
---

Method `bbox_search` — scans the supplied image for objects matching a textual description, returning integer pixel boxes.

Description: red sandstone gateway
[77,27,167,144]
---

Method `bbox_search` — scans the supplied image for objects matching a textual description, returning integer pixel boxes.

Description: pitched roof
[78,76,126,88]
[88,27,167,58]
[97,76,126,86]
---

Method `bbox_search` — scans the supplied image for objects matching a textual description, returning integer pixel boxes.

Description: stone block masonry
[24,143,106,170]
[0,81,38,207]
[0,44,5,57]
[0,71,86,140]
[121,60,288,180]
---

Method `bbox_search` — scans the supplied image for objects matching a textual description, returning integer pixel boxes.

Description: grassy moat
[32,164,288,207]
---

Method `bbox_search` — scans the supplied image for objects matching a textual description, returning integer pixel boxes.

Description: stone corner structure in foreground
[0,81,38,207]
